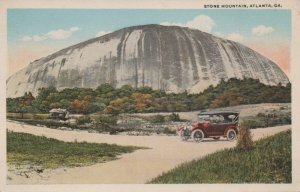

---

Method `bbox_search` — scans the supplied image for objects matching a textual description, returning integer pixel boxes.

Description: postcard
[1,0,299,191]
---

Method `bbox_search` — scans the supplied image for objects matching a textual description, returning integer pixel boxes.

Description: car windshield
[198,113,238,124]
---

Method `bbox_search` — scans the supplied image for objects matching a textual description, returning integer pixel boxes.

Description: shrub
[241,119,266,129]
[149,115,165,123]
[76,116,92,125]
[94,115,118,132]
[237,121,254,151]
[252,111,291,128]
[162,127,176,135]
[168,113,181,122]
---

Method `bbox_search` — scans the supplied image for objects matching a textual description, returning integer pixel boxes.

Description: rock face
[7,24,289,98]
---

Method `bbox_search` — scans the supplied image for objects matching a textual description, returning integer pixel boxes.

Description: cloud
[186,15,215,33]
[214,32,225,38]
[160,21,182,27]
[227,32,244,42]
[161,15,246,44]
[21,26,80,42]
[47,29,74,40]
[21,36,32,42]
[160,15,215,33]
[32,35,47,42]
[70,27,80,32]
[252,25,274,36]
[95,31,111,37]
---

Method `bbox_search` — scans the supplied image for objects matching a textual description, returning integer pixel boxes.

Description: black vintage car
[49,108,70,120]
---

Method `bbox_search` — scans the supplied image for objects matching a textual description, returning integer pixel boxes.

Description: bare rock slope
[7,24,289,97]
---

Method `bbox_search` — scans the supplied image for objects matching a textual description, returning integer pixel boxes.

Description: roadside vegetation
[150,130,291,183]
[236,122,254,151]
[7,78,291,115]
[242,110,291,129]
[7,106,291,136]
[7,113,181,135]
[7,131,145,169]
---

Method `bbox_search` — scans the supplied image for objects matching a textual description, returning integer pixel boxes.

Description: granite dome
[7,24,289,98]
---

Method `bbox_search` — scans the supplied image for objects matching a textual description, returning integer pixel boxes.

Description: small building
[49,108,69,120]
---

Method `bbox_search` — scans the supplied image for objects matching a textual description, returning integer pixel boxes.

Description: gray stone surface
[7,24,289,98]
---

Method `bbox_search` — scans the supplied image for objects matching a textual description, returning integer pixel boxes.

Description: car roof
[49,108,68,113]
[198,111,239,116]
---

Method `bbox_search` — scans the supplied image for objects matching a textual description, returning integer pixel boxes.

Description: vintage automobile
[178,111,239,142]
[49,108,70,120]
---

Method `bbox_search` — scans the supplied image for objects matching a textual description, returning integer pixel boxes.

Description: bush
[94,115,118,132]
[76,116,92,125]
[241,119,266,129]
[149,115,165,123]
[162,127,176,135]
[249,111,291,128]
[237,122,254,151]
[168,113,181,122]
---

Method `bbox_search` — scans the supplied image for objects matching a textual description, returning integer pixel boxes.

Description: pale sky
[7,9,291,78]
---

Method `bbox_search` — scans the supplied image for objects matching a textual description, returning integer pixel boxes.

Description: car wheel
[227,129,236,141]
[179,130,189,141]
[192,129,204,142]
[213,137,220,140]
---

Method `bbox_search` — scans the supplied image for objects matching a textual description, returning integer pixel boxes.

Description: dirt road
[6,120,290,184]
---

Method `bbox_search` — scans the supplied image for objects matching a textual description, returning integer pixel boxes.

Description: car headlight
[184,125,192,130]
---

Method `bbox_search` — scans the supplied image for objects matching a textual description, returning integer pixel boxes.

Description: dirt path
[6,120,290,184]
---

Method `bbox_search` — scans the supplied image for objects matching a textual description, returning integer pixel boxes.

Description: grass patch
[8,116,120,134]
[7,113,48,120]
[150,130,291,183]
[7,131,145,169]
[9,119,75,129]
[141,115,166,123]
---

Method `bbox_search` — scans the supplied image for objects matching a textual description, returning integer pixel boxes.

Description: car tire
[179,130,189,141]
[227,129,236,141]
[192,129,204,142]
[213,137,220,140]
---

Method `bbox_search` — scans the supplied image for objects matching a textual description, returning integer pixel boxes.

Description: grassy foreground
[150,130,291,183]
[7,131,144,169]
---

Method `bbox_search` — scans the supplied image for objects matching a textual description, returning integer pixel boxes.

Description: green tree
[117,85,134,97]
[95,84,115,95]
[34,87,57,112]
[70,98,92,114]
[104,97,130,114]
[16,92,35,118]
[131,92,153,112]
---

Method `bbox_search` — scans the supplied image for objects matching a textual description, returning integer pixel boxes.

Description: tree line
[7,78,291,115]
